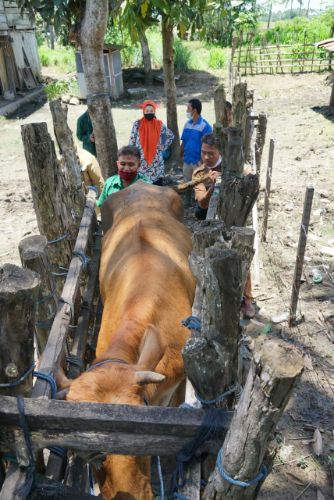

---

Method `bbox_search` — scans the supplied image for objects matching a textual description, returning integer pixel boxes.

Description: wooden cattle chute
[0,98,304,500]
[232,31,332,76]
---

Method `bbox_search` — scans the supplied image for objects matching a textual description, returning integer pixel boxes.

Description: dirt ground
[0,69,333,499]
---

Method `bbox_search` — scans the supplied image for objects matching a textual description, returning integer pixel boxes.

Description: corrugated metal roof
[315,38,334,52]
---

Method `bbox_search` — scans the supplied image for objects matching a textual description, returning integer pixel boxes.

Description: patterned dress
[129,120,174,182]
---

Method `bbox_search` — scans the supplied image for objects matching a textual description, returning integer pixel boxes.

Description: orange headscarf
[138,100,162,166]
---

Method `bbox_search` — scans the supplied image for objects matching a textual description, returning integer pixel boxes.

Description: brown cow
[62,181,195,499]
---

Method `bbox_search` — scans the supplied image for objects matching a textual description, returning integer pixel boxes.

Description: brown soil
[0,70,333,499]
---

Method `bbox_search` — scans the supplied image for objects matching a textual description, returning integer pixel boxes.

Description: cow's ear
[135,371,165,385]
[137,324,165,371]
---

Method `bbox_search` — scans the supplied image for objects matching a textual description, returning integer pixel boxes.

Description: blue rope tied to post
[47,233,69,245]
[195,385,238,406]
[0,363,35,389]
[216,449,268,487]
[32,371,57,400]
[156,456,165,500]
[66,354,83,369]
[87,185,98,194]
[181,316,202,332]
[73,250,90,269]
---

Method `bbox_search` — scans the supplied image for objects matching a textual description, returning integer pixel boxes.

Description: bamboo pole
[261,139,275,243]
[289,186,314,326]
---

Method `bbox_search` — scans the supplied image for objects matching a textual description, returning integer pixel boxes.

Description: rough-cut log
[203,338,304,500]
[255,112,267,177]
[49,99,85,219]
[0,264,40,397]
[214,84,227,124]
[230,227,255,290]
[219,175,259,230]
[213,122,225,159]
[183,245,243,405]
[224,127,244,175]
[80,0,118,178]
[192,220,228,257]
[244,90,255,164]
[18,235,58,355]
[232,82,247,138]
[21,122,75,269]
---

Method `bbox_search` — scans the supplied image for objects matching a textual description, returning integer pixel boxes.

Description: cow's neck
[97,317,144,365]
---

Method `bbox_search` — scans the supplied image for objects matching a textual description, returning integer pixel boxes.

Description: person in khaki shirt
[192,133,222,220]
[77,147,105,195]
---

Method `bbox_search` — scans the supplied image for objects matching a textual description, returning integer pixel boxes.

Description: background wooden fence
[232,32,332,76]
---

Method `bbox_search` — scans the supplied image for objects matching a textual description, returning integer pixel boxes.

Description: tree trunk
[0,264,40,397]
[330,82,334,107]
[49,99,85,220]
[18,235,59,356]
[49,25,55,50]
[139,30,152,85]
[162,15,180,162]
[21,122,76,270]
[79,0,118,179]
[203,338,304,499]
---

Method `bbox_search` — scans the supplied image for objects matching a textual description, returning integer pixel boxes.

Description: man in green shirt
[77,109,96,157]
[97,145,151,207]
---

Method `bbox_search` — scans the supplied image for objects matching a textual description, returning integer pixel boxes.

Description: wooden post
[329,83,334,108]
[261,139,275,242]
[230,227,255,292]
[289,186,314,326]
[255,113,268,177]
[214,84,227,124]
[244,90,255,164]
[49,99,85,220]
[18,235,59,355]
[0,264,40,397]
[21,122,75,270]
[203,338,304,500]
[219,128,259,229]
[183,245,243,405]
[232,82,247,140]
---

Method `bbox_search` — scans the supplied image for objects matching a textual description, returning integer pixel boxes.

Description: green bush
[173,38,192,72]
[40,53,50,66]
[45,80,71,100]
[208,47,226,69]
[38,45,76,73]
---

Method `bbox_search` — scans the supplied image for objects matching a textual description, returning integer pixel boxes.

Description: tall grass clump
[38,45,76,73]
[173,38,192,72]
[208,47,226,69]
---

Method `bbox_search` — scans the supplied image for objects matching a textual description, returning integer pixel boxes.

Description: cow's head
[56,324,165,499]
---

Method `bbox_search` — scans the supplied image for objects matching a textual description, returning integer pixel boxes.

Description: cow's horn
[135,371,165,385]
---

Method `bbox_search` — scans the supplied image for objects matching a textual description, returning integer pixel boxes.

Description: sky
[257,0,334,12]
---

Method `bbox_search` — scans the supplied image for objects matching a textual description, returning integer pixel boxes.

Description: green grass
[38,45,76,73]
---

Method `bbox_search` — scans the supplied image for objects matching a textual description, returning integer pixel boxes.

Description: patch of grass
[173,38,192,72]
[38,45,76,73]
[208,47,226,69]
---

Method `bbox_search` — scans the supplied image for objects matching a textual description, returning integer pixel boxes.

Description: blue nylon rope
[47,233,69,245]
[181,316,202,332]
[0,363,35,388]
[195,385,238,406]
[33,371,57,400]
[216,449,268,487]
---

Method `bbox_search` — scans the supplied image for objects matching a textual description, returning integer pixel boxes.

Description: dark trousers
[195,204,207,220]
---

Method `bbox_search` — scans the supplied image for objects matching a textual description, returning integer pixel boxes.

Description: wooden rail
[0,396,231,457]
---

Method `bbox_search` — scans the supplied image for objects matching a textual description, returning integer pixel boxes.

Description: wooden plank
[29,474,98,499]
[67,225,101,379]
[32,190,97,399]
[0,396,231,435]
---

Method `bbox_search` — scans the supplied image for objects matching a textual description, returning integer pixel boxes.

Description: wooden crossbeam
[0,396,231,457]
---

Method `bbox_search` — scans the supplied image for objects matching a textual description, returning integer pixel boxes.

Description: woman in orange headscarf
[129,100,174,185]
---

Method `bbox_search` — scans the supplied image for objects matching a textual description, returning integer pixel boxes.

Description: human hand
[90,133,95,143]
[208,170,220,183]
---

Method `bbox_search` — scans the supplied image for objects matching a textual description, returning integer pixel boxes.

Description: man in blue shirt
[179,98,212,182]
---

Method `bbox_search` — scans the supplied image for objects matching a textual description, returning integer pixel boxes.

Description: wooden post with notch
[203,338,304,500]
[19,235,59,356]
[261,139,275,242]
[255,112,267,177]
[289,186,314,326]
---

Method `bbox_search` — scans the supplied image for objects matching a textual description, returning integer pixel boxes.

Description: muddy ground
[0,69,333,499]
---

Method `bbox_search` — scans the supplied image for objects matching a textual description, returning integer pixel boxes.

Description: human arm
[88,157,105,195]
[193,170,220,209]
[129,121,138,146]
[159,124,174,150]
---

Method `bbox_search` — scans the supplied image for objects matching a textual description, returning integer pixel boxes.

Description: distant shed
[75,44,124,101]
[315,37,334,107]
[0,1,41,100]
